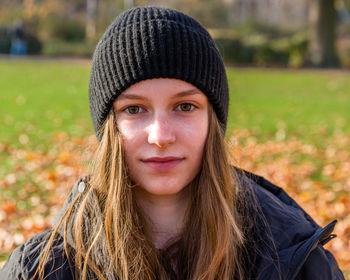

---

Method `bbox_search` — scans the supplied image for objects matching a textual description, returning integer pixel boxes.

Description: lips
[142,156,184,171]
[143,156,183,162]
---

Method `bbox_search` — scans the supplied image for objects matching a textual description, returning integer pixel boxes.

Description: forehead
[114,78,207,103]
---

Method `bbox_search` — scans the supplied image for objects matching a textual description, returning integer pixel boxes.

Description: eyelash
[123,103,196,115]
[175,103,196,112]
[124,105,145,115]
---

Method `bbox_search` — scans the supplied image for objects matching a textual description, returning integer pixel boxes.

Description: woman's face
[113,78,209,198]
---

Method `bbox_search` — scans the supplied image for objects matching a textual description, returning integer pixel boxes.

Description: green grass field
[1,59,350,149]
[227,68,350,144]
[0,59,91,149]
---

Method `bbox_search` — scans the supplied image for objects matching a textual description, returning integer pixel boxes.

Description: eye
[124,105,144,115]
[176,103,195,112]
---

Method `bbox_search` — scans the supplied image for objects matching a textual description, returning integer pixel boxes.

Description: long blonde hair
[33,105,257,280]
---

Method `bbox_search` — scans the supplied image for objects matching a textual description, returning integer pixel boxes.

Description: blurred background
[0,0,350,278]
[2,0,350,67]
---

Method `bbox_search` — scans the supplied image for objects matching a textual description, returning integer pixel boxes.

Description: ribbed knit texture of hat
[89,6,229,140]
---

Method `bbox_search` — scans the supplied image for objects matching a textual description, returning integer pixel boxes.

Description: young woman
[0,6,344,280]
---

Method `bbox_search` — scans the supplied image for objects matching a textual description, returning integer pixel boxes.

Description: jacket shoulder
[0,230,50,279]
[0,229,73,280]
[241,169,319,248]
[234,167,345,280]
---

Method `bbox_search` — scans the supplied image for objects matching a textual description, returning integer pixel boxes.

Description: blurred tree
[162,0,229,28]
[124,0,135,9]
[307,0,339,67]
[86,0,98,40]
[344,0,350,9]
[23,0,35,19]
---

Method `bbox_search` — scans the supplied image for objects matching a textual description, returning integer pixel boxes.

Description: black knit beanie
[89,6,229,140]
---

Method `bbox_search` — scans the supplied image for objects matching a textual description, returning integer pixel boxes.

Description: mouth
[141,156,184,171]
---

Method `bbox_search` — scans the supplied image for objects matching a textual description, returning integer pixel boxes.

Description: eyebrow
[117,88,202,101]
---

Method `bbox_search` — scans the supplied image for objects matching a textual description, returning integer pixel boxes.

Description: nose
[147,114,176,148]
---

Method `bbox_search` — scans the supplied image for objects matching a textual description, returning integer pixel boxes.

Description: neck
[134,187,190,249]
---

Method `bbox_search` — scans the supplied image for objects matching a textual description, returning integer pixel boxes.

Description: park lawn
[227,68,350,145]
[0,59,350,149]
[0,59,92,149]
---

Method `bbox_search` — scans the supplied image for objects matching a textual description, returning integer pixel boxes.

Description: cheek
[186,113,208,143]
[117,120,143,163]
[118,120,137,140]
[118,118,147,144]
[180,114,208,161]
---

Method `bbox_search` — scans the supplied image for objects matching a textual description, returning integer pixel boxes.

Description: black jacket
[0,170,345,280]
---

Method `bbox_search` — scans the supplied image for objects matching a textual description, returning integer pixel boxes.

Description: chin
[137,181,189,197]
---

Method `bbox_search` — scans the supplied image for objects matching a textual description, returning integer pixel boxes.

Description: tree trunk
[124,0,134,10]
[308,0,339,67]
[86,0,98,41]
